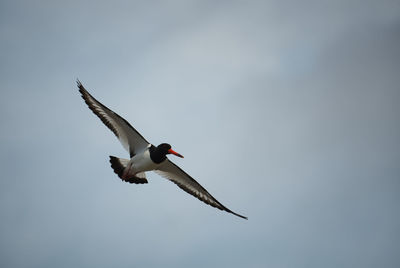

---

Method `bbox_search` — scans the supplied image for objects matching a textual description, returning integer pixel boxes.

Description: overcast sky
[1,1,399,267]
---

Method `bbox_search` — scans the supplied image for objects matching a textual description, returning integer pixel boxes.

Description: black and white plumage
[78,80,247,219]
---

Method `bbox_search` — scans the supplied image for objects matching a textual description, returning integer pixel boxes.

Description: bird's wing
[78,80,150,156]
[154,159,247,219]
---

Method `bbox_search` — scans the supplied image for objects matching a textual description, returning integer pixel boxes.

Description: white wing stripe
[78,80,150,156]
[155,160,247,219]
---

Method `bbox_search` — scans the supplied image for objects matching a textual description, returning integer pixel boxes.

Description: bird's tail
[109,156,148,184]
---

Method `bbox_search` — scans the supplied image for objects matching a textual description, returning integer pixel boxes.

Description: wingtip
[77,79,89,98]
[76,79,84,90]
[220,204,248,220]
[233,212,248,220]
[218,202,247,220]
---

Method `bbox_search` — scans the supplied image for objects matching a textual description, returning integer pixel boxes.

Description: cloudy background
[1,0,399,267]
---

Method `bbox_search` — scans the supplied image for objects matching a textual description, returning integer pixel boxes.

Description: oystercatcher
[78,80,247,219]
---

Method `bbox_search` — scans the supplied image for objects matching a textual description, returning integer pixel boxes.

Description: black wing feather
[155,160,247,219]
[77,80,150,156]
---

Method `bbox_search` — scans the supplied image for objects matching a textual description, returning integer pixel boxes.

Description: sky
[0,0,399,267]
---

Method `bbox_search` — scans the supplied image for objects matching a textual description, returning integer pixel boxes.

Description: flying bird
[77,80,247,219]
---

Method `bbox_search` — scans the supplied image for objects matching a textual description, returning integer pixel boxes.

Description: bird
[77,80,247,220]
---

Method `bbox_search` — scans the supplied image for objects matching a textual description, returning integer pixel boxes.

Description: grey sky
[1,1,399,267]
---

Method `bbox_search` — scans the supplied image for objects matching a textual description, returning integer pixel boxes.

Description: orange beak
[168,148,184,158]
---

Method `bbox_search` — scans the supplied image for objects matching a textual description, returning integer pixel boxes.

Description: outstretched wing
[154,159,247,219]
[78,80,150,156]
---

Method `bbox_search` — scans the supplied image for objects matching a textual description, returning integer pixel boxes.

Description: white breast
[130,147,159,174]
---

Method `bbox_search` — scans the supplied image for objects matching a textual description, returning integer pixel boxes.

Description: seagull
[77,80,247,220]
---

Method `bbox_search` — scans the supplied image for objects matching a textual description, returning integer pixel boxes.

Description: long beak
[168,148,184,158]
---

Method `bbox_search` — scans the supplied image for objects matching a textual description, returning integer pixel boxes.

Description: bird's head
[157,143,184,158]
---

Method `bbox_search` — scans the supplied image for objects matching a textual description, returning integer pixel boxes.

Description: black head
[150,143,184,164]
[157,143,184,158]
[157,143,172,153]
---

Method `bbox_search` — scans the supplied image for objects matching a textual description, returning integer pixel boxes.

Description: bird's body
[77,80,247,219]
[124,145,156,177]
[119,144,170,179]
